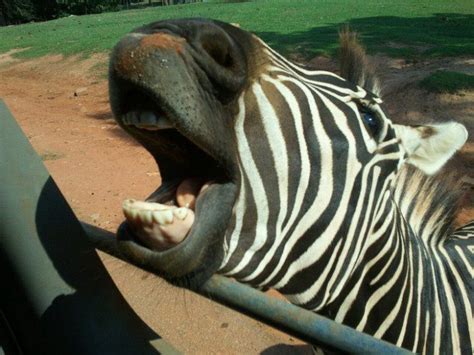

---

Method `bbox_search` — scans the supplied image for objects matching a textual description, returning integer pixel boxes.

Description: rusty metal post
[0,100,179,354]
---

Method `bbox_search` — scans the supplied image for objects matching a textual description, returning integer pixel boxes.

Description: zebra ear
[394,122,468,175]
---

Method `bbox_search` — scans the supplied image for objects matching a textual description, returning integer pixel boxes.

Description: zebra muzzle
[110,18,242,283]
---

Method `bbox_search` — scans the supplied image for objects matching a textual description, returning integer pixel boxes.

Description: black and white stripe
[218,43,473,354]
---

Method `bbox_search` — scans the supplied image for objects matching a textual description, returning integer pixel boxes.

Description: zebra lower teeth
[122,177,211,251]
[122,110,173,130]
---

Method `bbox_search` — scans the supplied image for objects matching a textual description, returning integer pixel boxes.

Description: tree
[0,0,35,25]
[34,0,59,21]
[0,0,59,25]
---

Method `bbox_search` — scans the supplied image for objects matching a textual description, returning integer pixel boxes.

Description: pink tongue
[176,177,212,209]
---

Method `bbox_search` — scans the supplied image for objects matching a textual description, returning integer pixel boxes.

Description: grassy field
[0,0,473,60]
[420,71,474,93]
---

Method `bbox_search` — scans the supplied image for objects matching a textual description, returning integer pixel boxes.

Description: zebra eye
[360,108,381,139]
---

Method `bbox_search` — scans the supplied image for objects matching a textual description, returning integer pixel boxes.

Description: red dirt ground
[0,52,472,354]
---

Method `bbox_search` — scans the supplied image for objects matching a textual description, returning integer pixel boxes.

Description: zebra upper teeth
[122,110,173,130]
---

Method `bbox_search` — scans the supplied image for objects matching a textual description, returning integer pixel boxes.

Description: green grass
[0,0,473,60]
[419,71,474,93]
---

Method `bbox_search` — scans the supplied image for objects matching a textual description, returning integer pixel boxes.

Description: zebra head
[109,18,468,291]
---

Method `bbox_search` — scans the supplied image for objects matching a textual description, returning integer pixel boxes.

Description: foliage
[56,1,122,16]
[0,0,36,25]
[419,71,474,93]
[0,0,60,25]
[0,1,137,24]
[35,0,60,20]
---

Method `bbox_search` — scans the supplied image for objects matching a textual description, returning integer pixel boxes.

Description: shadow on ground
[261,343,313,355]
[255,13,474,60]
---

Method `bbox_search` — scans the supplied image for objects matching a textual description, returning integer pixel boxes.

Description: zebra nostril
[201,35,234,69]
[193,27,247,102]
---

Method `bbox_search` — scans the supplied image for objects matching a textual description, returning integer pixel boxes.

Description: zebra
[108,19,473,354]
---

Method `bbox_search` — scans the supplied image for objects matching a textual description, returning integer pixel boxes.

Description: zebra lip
[116,180,237,280]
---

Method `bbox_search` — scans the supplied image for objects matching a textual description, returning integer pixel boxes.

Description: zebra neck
[318,177,474,353]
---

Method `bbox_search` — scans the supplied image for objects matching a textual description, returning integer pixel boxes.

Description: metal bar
[82,228,413,354]
[0,100,179,355]
[201,276,413,354]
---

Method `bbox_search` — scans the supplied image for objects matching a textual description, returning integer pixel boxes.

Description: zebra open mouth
[117,100,220,251]
[111,86,237,284]
[118,103,229,246]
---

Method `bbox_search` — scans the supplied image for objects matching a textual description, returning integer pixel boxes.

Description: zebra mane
[391,165,463,243]
[338,28,381,97]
